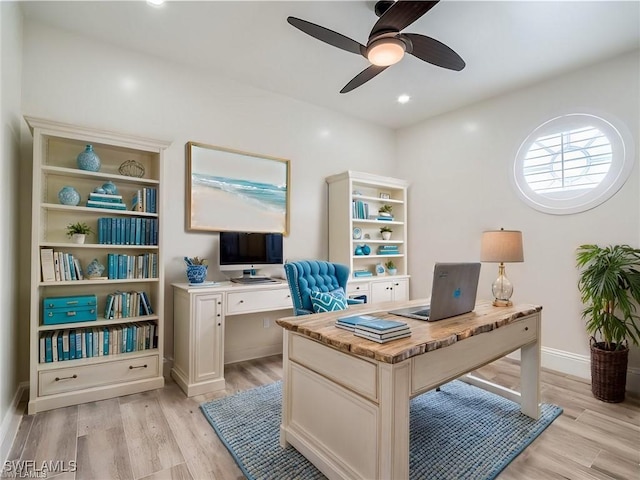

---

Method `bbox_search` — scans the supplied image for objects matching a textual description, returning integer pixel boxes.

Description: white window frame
[512,113,633,215]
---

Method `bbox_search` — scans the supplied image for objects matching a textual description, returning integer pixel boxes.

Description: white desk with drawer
[171,281,293,396]
[277,300,541,480]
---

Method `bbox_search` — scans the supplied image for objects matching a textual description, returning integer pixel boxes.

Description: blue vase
[58,186,81,206]
[77,144,101,172]
[186,265,208,284]
[362,244,371,255]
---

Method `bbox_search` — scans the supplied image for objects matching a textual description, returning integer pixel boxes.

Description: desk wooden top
[276,299,542,364]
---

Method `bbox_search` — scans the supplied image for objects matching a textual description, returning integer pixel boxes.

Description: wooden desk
[276,299,541,480]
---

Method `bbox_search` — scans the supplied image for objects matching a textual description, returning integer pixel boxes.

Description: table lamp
[480,228,524,307]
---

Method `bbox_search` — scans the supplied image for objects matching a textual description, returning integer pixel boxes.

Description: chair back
[284,260,350,315]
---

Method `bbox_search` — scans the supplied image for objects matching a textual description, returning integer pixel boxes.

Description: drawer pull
[239,300,244,303]
[524,327,529,331]
[66,311,77,317]
[129,364,148,370]
[55,374,78,381]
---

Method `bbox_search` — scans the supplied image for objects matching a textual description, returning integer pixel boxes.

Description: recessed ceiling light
[147,0,165,6]
[397,94,411,104]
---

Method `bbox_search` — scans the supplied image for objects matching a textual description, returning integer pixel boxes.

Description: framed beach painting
[186,142,290,234]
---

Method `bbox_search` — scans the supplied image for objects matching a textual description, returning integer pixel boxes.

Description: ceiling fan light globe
[367,38,405,66]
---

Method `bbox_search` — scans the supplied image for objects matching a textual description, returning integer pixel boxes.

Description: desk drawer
[226,288,292,315]
[289,334,378,401]
[39,354,159,396]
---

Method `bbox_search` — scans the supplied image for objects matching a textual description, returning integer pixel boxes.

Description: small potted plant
[380,225,393,240]
[577,244,640,402]
[184,256,208,284]
[66,222,93,244]
[385,260,397,275]
[378,204,393,218]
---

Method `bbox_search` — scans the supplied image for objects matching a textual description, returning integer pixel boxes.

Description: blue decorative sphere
[101,181,118,195]
[77,144,101,172]
[58,186,81,206]
[362,244,371,255]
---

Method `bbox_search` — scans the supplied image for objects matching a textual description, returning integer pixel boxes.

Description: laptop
[390,262,481,322]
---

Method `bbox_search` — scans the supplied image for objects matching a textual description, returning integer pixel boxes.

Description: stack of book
[377,245,399,255]
[336,314,411,344]
[86,192,126,210]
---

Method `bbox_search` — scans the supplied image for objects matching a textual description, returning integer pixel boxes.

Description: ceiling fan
[287,0,465,93]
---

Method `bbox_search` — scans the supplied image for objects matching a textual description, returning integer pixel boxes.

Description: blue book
[75,330,82,359]
[86,330,93,358]
[355,319,409,335]
[103,328,110,355]
[336,314,382,330]
[57,333,64,361]
[69,329,76,359]
[135,218,142,245]
[44,333,53,363]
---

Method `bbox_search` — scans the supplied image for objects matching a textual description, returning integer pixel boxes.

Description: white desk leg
[280,329,290,447]
[519,314,541,419]
[378,361,411,479]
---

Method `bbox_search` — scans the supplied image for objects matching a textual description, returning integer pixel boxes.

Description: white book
[39,335,46,363]
[53,251,61,281]
[40,248,56,282]
[73,258,84,280]
[52,331,59,362]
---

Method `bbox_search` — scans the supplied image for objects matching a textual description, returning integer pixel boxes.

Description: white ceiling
[19,1,640,129]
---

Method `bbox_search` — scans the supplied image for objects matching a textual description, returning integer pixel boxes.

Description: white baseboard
[0,382,28,464]
[225,344,282,365]
[509,346,640,395]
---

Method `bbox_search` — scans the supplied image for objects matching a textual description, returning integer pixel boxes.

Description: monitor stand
[230,269,277,284]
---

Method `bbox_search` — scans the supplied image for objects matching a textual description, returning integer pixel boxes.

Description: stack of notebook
[336,314,411,344]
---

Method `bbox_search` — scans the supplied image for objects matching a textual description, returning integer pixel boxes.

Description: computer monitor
[219,232,283,279]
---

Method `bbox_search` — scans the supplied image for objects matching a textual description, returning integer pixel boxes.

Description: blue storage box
[42,295,98,325]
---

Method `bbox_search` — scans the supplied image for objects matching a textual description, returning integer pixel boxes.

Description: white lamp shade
[480,230,524,263]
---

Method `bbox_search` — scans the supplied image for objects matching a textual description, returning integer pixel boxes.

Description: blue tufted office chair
[284,260,363,315]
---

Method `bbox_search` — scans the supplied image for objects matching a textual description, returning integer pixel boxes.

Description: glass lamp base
[492,299,513,307]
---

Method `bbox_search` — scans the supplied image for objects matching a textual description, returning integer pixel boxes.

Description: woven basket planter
[590,340,629,403]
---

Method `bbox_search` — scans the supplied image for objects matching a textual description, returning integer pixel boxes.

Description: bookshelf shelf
[26,116,170,414]
[38,315,160,332]
[42,165,160,186]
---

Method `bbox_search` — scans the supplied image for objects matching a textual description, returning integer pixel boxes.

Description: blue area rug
[200,380,562,480]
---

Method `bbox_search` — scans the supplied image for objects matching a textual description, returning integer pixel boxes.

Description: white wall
[0,1,24,460]
[397,51,640,389]
[19,20,397,361]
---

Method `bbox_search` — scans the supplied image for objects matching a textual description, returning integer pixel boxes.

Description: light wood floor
[4,356,640,480]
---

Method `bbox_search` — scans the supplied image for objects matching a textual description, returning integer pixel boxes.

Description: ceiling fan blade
[370,1,439,39]
[287,17,365,56]
[402,33,465,71]
[340,65,389,94]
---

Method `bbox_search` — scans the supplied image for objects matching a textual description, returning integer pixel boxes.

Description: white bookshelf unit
[26,116,171,414]
[326,171,410,303]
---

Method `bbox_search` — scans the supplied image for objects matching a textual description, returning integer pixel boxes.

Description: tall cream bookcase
[26,117,170,414]
[326,171,410,304]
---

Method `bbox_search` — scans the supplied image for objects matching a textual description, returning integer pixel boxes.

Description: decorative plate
[352,227,362,240]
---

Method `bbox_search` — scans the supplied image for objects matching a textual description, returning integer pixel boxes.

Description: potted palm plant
[66,222,94,244]
[576,244,640,402]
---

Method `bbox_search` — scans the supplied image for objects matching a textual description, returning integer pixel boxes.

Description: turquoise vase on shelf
[77,144,101,172]
[57,186,80,206]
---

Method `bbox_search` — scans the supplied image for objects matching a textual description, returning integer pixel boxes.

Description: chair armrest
[347,298,364,305]
[296,308,314,316]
